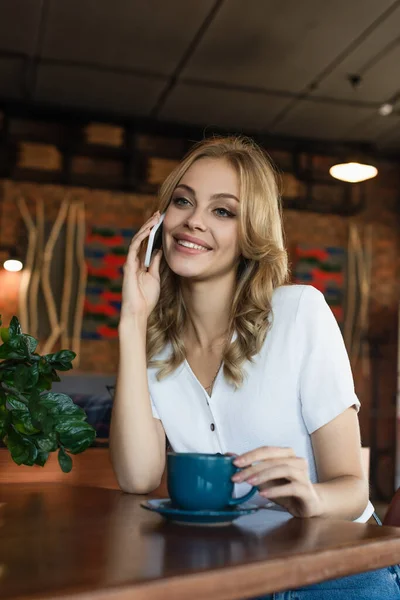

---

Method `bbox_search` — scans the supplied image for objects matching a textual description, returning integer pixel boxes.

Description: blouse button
[210,423,215,431]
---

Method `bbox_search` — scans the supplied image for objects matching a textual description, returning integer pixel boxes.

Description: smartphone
[144,212,165,268]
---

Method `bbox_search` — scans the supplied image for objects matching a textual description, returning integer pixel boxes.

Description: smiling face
[162,157,241,281]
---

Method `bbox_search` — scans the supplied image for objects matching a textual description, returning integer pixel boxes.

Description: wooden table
[0,484,400,600]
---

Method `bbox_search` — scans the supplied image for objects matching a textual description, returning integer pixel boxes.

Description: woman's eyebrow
[175,184,239,202]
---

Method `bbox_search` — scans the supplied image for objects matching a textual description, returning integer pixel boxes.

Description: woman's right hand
[120,212,163,320]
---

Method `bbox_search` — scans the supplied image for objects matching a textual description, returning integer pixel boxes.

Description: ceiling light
[329,162,378,183]
[3,258,23,272]
[379,103,393,116]
[0,245,24,272]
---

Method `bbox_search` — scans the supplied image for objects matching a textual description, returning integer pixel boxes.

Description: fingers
[134,211,160,247]
[125,212,160,266]
[134,211,160,242]
[232,456,307,484]
[233,446,295,467]
[144,210,161,227]
[258,482,306,499]
[147,247,163,276]
[247,464,304,486]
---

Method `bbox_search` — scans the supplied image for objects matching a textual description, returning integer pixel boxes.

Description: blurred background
[0,0,399,506]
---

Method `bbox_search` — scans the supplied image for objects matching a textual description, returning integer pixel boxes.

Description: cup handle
[227,485,258,506]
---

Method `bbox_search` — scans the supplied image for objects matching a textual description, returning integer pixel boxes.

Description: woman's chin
[164,259,208,280]
[165,252,238,281]
[169,265,207,279]
[165,253,208,276]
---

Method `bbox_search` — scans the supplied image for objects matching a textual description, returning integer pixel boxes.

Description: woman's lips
[173,238,211,255]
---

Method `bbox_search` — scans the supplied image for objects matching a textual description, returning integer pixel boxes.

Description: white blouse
[147,284,374,522]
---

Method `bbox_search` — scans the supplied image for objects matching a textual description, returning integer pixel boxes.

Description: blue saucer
[141,498,259,526]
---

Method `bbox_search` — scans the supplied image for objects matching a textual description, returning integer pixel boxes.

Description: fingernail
[233,458,244,466]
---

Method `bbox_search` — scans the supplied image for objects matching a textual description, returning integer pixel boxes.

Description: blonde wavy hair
[145,136,289,388]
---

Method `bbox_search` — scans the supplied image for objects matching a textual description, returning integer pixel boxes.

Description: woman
[110,136,400,599]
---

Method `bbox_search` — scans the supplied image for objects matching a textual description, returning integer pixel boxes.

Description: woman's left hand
[231,446,324,518]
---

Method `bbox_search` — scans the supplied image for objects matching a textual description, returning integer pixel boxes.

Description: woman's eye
[173,197,191,206]
[214,208,235,218]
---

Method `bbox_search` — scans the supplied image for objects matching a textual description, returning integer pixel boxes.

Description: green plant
[0,316,96,473]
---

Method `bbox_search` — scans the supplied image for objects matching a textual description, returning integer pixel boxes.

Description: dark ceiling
[1,0,400,153]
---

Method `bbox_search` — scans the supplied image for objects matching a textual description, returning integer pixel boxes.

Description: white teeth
[177,240,208,251]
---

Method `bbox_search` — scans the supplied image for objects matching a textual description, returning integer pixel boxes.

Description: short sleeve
[297,286,360,434]
[150,392,161,420]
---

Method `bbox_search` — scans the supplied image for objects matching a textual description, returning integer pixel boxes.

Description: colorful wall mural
[82,226,135,339]
[293,245,346,325]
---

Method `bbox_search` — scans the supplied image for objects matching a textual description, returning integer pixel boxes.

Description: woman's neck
[181,272,236,351]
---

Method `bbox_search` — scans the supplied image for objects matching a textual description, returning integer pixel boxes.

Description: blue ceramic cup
[167,452,258,511]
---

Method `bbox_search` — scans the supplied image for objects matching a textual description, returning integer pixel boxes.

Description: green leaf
[55,419,96,454]
[0,367,17,386]
[38,358,53,375]
[6,395,28,411]
[0,404,10,438]
[0,327,9,343]
[30,392,85,436]
[45,350,76,372]
[5,335,30,360]
[53,362,73,372]
[0,342,27,360]
[36,374,53,391]
[51,369,61,383]
[21,335,38,354]
[35,431,58,453]
[46,350,76,365]
[58,447,72,473]
[42,416,55,435]
[35,451,49,467]
[8,316,22,339]
[7,395,39,435]
[0,316,94,473]
[14,364,37,392]
[38,393,86,419]
[30,410,55,435]
[5,427,38,466]
[12,412,40,435]
[29,393,55,434]
[28,363,40,387]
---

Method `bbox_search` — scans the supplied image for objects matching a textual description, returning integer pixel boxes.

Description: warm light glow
[3,259,23,272]
[329,162,378,183]
[379,103,393,116]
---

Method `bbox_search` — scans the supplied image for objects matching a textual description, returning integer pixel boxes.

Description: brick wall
[0,146,399,498]
[0,180,157,372]
[284,160,400,498]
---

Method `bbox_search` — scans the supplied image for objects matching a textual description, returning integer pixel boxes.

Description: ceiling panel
[0,0,44,54]
[340,111,400,142]
[271,100,376,140]
[159,82,287,131]
[310,5,400,103]
[41,0,215,75]
[375,116,400,150]
[35,64,167,116]
[0,0,399,151]
[180,0,395,93]
[0,57,24,98]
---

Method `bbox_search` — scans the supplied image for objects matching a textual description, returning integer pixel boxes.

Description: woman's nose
[185,210,207,231]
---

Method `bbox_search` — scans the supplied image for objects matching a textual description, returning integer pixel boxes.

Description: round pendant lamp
[329,160,378,183]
